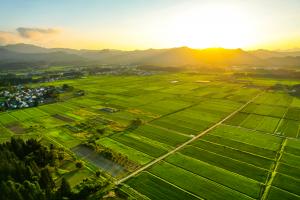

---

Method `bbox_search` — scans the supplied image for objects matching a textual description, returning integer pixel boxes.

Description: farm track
[262,99,292,198]
[273,97,292,135]
[261,138,287,200]
[116,92,264,184]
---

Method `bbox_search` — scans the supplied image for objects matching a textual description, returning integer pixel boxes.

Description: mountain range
[1,43,300,69]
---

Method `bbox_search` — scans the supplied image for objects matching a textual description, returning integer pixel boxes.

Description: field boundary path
[261,138,287,200]
[116,91,264,184]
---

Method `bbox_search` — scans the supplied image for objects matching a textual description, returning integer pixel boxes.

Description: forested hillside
[0,138,114,200]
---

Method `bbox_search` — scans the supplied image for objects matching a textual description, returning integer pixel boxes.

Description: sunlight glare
[167,4,257,49]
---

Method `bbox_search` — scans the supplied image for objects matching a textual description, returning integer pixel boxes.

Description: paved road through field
[116,92,264,185]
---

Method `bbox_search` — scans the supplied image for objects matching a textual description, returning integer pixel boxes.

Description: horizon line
[2,42,300,52]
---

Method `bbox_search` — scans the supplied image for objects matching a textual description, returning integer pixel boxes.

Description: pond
[72,145,126,177]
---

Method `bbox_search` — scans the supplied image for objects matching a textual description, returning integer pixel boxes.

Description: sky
[0,0,300,50]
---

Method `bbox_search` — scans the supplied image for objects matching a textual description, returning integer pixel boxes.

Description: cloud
[0,27,61,46]
[0,31,22,45]
[16,27,59,39]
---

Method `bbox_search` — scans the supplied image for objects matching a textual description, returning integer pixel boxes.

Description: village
[0,84,81,111]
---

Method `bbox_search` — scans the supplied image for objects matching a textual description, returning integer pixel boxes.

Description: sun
[166,4,257,49]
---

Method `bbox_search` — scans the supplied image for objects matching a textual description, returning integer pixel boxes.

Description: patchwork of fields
[0,73,300,199]
[123,89,300,199]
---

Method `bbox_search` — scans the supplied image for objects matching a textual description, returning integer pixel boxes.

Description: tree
[58,178,71,198]
[39,167,55,191]
[126,118,143,131]
[131,118,143,126]
[62,84,73,91]
[58,152,64,161]
[0,138,114,200]
[0,181,10,199]
[95,170,101,177]
[96,128,105,135]
[75,161,83,169]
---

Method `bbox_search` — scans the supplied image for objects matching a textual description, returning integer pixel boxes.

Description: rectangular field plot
[98,111,138,126]
[227,88,260,102]
[151,115,212,135]
[110,133,169,157]
[0,124,12,138]
[239,114,263,129]
[171,107,226,123]
[9,110,32,121]
[47,129,81,148]
[119,184,152,200]
[284,139,300,156]
[151,119,201,135]
[276,163,300,180]
[160,83,201,95]
[285,107,300,121]
[165,153,263,199]
[190,140,275,169]
[123,92,171,106]
[125,172,200,200]
[23,107,48,118]
[99,110,155,126]
[280,152,300,167]
[276,119,299,138]
[253,92,292,107]
[96,138,153,165]
[291,97,300,108]
[59,101,83,109]
[67,97,102,107]
[39,116,67,128]
[0,113,18,125]
[209,88,234,99]
[226,113,281,133]
[193,98,242,113]
[149,162,253,200]
[94,86,128,94]
[180,145,270,183]
[131,124,190,147]
[201,134,278,159]
[225,112,249,126]
[39,103,74,115]
[272,173,300,196]
[149,104,230,136]
[209,125,282,151]
[191,87,216,97]
[240,114,281,133]
[241,103,287,118]
[137,99,192,115]
[266,186,300,200]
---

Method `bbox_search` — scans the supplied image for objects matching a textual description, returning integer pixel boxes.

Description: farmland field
[148,161,253,200]
[1,72,300,200]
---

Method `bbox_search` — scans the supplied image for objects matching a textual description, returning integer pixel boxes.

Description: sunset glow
[0,0,300,50]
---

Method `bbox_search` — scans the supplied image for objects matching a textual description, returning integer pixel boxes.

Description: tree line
[0,138,114,200]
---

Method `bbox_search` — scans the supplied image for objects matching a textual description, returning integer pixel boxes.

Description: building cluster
[0,86,57,110]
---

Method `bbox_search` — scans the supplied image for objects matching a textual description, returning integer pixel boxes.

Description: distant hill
[3,43,52,54]
[0,43,300,69]
[249,49,300,59]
